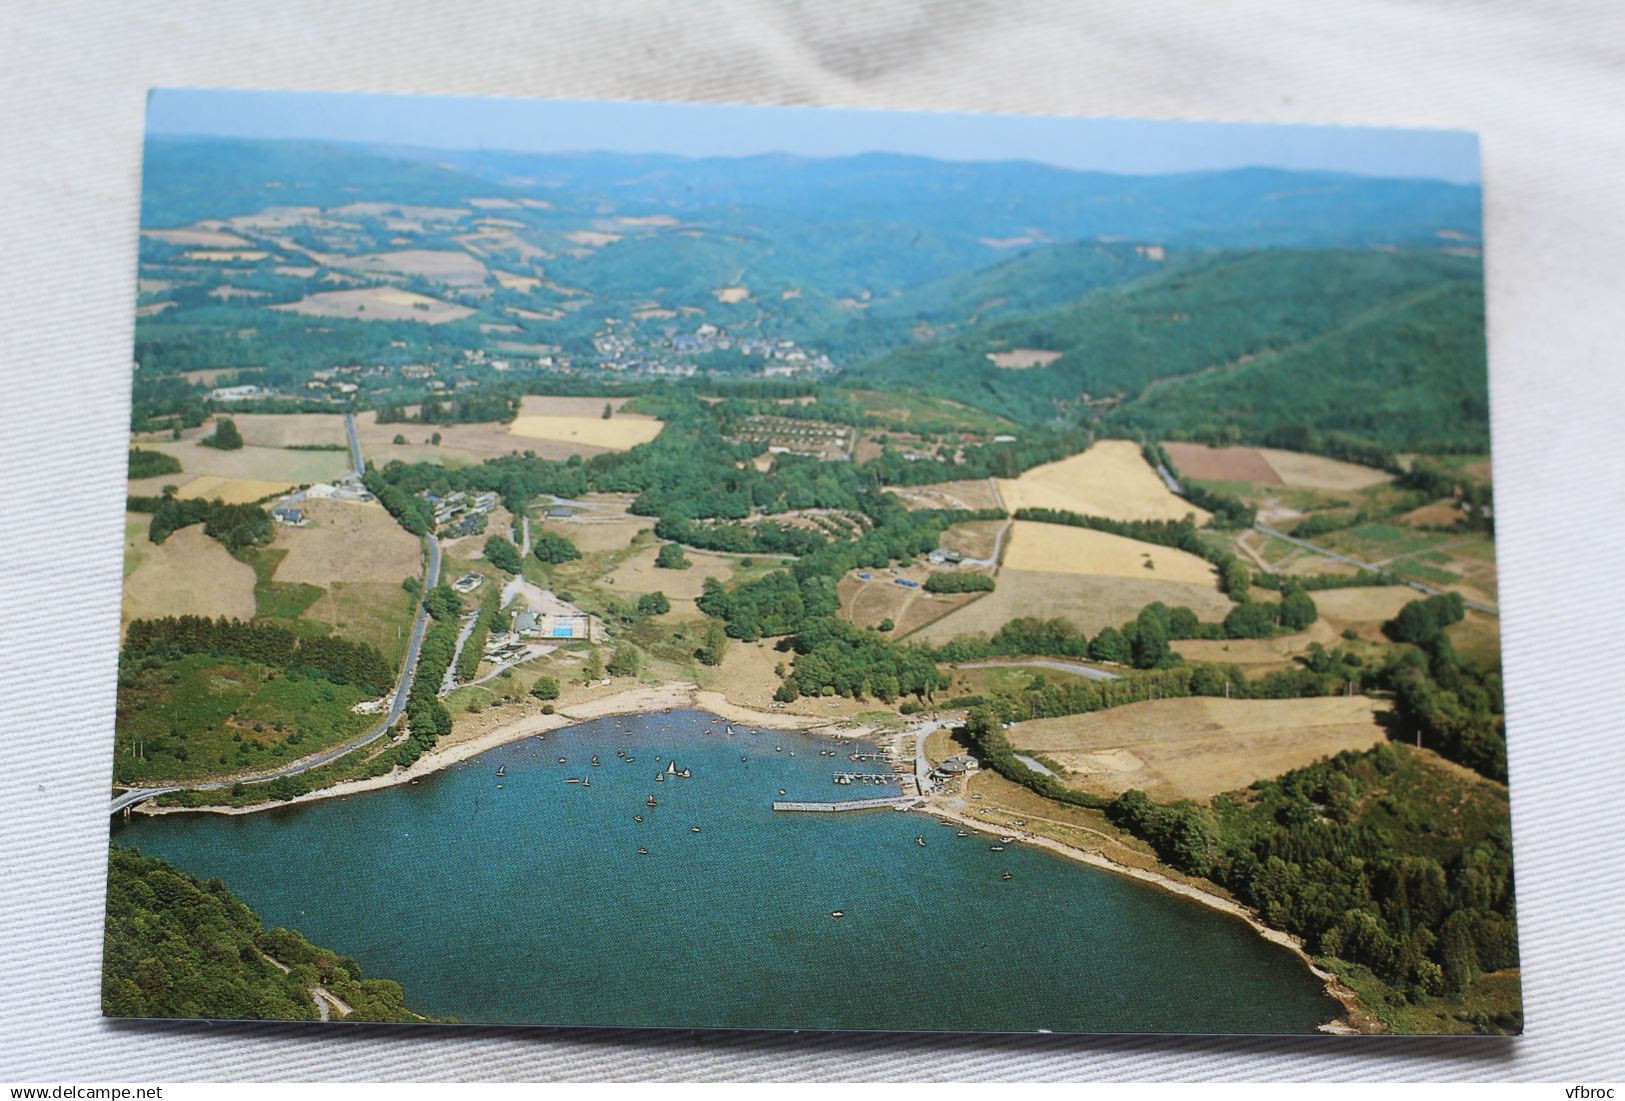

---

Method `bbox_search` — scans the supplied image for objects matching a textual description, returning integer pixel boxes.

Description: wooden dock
[772,796,917,813]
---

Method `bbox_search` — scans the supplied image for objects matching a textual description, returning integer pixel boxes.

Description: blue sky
[147,88,1481,185]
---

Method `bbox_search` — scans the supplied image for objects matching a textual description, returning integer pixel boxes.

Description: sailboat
[495,766,506,777]
[666,760,678,777]
[679,768,691,779]
[654,772,665,782]
[591,755,601,767]
[646,794,657,807]
[633,814,643,822]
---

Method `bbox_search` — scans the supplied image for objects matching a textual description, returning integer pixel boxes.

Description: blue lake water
[116,710,1337,1033]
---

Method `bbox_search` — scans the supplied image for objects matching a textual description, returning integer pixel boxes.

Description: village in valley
[110,121,1515,1036]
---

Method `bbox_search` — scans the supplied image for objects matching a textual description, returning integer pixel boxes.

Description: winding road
[111,428,444,815]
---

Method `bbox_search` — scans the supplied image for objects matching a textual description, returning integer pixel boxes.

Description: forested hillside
[103,846,428,1021]
[843,249,1487,450]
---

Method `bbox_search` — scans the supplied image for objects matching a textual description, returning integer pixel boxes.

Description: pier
[772,796,919,813]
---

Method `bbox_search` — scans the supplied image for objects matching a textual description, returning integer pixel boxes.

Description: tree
[1279,586,1319,631]
[430,432,442,446]
[1131,607,1170,669]
[483,535,523,575]
[580,647,605,683]
[636,591,670,616]
[878,618,895,632]
[602,402,613,420]
[697,623,727,667]
[655,543,691,569]
[532,530,581,564]
[392,433,407,445]
[607,645,641,677]
[422,584,464,621]
[201,417,244,451]
[529,676,560,701]
[1088,626,1131,664]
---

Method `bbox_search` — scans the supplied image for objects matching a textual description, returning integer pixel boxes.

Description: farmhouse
[210,384,267,402]
[452,571,484,594]
[271,506,305,525]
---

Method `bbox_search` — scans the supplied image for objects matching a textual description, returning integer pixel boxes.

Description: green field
[113,653,375,784]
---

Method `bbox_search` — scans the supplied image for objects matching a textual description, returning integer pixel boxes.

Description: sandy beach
[139,681,697,817]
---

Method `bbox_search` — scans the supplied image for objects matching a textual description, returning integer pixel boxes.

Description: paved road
[110,429,444,815]
[343,412,364,479]
[953,658,1121,682]
[1253,522,1499,616]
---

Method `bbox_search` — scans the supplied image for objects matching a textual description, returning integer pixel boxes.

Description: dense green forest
[843,249,1487,450]
[104,846,428,1021]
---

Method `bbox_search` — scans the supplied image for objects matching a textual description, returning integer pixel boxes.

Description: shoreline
[134,681,870,818]
[129,683,1375,1033]
[913,801,1375,1034]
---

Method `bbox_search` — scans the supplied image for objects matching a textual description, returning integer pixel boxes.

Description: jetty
[772,796,919,813]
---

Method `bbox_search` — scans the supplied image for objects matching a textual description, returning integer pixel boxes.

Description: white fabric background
[2,0,1622,1082]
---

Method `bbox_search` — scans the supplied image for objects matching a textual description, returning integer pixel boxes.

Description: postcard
[105,89,1514,1035]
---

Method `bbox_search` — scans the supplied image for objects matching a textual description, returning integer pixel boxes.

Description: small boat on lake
[914,836,926,847]
[990,845,1005,852]
[690,826,701,834]
[778,789,787,796]
[638,847,649,855]
[558,757,566,764]
[679,768,691,779]
[654,773,665,782]
[633,815,643,822]
[1002,871,1013,882]
[667,760,678,776]
[1000,836,1017,844]
[956,830,968,838]
[591,756,600,767]
[646,794,657,807]
[566,778,581,785]
[582,777,591,787]
[495,766,506,777]
[830,910,845,920]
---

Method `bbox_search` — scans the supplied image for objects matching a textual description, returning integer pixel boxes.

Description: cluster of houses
[580,319,838,379]
[270,480,374,526]
[417,488,499,535]
[732,414,854,462]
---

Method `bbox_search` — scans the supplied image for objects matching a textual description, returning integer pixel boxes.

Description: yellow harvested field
[1010,696,1391,802]
[566,231,622,248]
[1001,521,1217,583]
[547,516,652,554]
[141,226,253,247]
[270,287,475,324]
[1307,585,1423,625]
[985,348,1062,369]
[937,520,1007,561]
[884,479,1004,512]
[137,439,352,485]
[713,286,750,303]
[229,413,348,449]
[508,399,663,452]
[494,270,541,291]
[1174,618,1339,668]
[999,440,1209,524]
[839,568,980,634]
[1259,448,1392,491]
[911,570,1232,644]
[185,250,268,262]
[270,499,421,585]
[329,249,490,288]
[600,546,737,600]
[173,476,294,504]
[122,523,257,630]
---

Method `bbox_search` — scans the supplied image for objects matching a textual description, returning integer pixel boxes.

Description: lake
[117,709,1338,1033]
